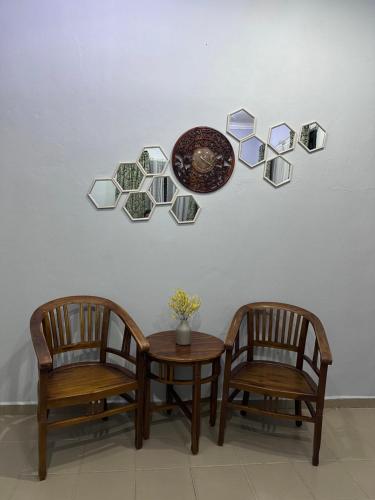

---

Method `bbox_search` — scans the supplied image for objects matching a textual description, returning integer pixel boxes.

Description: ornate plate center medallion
[172,127,235,193]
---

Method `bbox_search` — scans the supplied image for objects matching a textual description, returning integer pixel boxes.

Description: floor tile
[190,436,241,466]
[11,474,77,500]
[192,465,256,500]
[147,414,190,443]
[136,467,195,500]
[324,420,375,461]
[0,415,37,442]
[224,415,336,463]
[293,460,369,500]
[244,462,314,499]
[25,440,84,476]
[344,460,375,498]
[80,436,135,472]
[0,476,18,500]
[73,471,135,500]
[0,441,34,477]
[135,437,190,469]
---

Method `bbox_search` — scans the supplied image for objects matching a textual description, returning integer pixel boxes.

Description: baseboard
[324,397,375,408]
[1,397,375,414]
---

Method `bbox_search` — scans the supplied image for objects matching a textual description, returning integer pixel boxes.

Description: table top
[147,331,224,364]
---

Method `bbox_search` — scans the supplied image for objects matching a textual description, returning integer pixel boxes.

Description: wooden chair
[30,295,149,480]
[218,302,332,465]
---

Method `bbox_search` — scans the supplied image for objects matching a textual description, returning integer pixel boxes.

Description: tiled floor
[1,407,375,499]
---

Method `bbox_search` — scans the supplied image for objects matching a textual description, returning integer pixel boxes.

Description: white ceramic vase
[176,319,192,345]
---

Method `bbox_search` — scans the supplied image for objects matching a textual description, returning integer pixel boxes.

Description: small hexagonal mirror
[299,122,327,152]
[264,156,292,187]
[123,192,155,221]
[268,123,296,154]
[114,162,145,192]
[138,146,168,175]
[149,175,178,205]
[170,195,200,224]
[239,135,266,168]
[227,109,256,141]
[88,178,121,209]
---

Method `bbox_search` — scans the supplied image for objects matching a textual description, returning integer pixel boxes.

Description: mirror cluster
[227,109,327,188]
[87,146,200,224]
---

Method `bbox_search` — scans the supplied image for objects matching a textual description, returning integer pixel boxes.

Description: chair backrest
[31,296,115,358]
[247,302,310,354]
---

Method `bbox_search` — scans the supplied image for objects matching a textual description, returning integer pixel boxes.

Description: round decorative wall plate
[172,126,235,193]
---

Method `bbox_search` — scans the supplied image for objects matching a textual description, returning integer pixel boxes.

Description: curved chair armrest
[30,314,53,370]
[224,305,249,351]
[309,313,332,365]
[108,301,150,353]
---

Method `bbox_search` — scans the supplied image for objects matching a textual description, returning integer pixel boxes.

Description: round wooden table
[144,331,224,454]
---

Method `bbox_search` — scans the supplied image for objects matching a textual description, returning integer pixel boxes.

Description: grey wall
[1,0,374,402]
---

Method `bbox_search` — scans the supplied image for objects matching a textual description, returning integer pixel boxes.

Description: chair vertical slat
[122,325,131,356]
[313,340,319,367]
[94,305,101,341]
[268,308,273,342]
[63,305,72,344]
[255,310,260,341]
[261,309,267,341]
[235,333,239,353]
[42,316,53,353]
[49,311,59,349]
[280,309,287,344]
[247,310,254,361]
[296,318,309,370]
[100,308,110,363]
[56,307,65,346]
[87,305,92,342]
[80,304,85,342]
[292,314,302,346]
[286,312,294,345]
[274,309,280,343]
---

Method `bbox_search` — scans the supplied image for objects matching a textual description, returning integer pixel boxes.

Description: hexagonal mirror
[170,195,200,224]
[227,109,256,141]
[299,122,327,152]
[239,135,266,168]
[268,123,296,154]
[88,178,121,209]
[138,146,168,175]
[123,192,155,221]
[114,162,145,192]
[149,175,178,205]
[264,156,292,187]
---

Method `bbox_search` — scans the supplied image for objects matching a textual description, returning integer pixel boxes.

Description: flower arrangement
[169,289,201,321]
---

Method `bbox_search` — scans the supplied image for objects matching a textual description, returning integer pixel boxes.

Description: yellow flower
[169,289,201,320]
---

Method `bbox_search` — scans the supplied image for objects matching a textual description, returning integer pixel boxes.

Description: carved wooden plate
[172,127,235,193]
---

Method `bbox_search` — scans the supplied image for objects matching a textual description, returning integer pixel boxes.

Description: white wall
[0,0,374,402]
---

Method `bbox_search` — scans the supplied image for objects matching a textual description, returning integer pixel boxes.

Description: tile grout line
[241,463,260,500]
[189,465,199,500]
[342,462,372,500]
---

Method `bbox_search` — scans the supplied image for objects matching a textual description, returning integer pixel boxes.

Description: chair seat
[230,361,317,399]
[47,362,137,408]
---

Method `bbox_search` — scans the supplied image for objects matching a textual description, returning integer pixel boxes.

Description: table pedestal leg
[143,358,151,440]
[166,384,173,415]
[191,362,201,454]
[210,358,220,426]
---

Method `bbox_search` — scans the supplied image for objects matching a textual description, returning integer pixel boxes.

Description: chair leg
[295,400,302,427]
[166,384,173,416]
[218,387,229,446]
[240,391,249,416]
[38,415,47,480]
[135,389,144,450]
[312,414,323,466]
